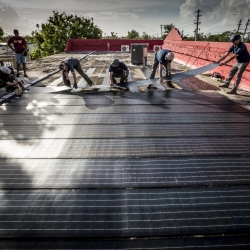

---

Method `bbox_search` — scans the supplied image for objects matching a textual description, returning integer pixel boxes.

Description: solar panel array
[0,89,250,248]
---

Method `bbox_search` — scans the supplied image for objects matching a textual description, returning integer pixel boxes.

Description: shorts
[15,53,26,64]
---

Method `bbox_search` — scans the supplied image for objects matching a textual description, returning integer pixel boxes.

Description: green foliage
[126,29,140,39]
[141,32,151,40]
[162,23,175,38]
[110,32,118,38]
[205,31,237,42]
[0,27,4,40]
[31,11,102,59]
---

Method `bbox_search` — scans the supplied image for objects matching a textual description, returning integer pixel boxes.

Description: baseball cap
[0,66,11,74]
[111,59,119,66]
[230,34,241,42]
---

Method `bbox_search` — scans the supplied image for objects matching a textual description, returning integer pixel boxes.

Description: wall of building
[64,39,163,52]
[163,28,250,91]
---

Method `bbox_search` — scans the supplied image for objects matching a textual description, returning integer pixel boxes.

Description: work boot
[227,89,237,95]
[167,82,174,88]
[219,82,229,88]
[88,81,93,87]
[73,82,78,89]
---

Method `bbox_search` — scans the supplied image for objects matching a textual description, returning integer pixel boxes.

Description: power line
[177,23,195,29]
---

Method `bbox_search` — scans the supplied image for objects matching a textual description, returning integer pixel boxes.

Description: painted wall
[163,28,250,91]
[64,39,163,52]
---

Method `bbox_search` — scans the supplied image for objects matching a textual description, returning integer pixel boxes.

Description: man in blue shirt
[150,49,174,87]
[109,59,129,87]
[216,34,250,94]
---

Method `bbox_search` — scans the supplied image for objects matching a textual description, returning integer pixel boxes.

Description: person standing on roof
[216,34,250,95]
[109,59,129,87]
[150,49,174,87]
[7,29,28,77]
[0,66,24,96]
[59,58,93,89]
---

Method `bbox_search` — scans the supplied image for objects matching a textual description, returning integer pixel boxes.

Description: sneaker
[24,74,28,77]
[16,73,19,77]
[73,82,78,89]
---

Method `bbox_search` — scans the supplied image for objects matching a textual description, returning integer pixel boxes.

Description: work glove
[18,81,25,90]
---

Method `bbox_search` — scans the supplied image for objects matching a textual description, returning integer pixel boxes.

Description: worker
[143,43,149,65]
[59,58,93,89]
[109,59,129,87]
[7,29,28,77]
[0,66,24,96]
[150,49,174,88]
[216,34,250,94]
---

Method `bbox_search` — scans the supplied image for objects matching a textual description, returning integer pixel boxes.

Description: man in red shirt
[8,29,28,77]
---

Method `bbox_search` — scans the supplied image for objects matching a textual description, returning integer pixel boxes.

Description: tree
[126,29,140,39]
[162,23,175,38]
[0,27,4,41]
[110,32,118,38]
[141,32,151,40]
[31,11,102,59]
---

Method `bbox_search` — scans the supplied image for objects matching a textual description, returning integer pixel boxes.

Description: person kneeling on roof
[59,58,93,89]
[150,49,174,88]
[109,59,129,87]
[0,66,24,96]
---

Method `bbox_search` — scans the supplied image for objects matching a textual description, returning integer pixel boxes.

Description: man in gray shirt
[59,58,93,89]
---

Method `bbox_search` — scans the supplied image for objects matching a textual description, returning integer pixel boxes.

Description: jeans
[150,56,169,79]
[224,62,249,90]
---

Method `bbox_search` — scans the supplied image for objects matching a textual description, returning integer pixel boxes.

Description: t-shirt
[8,36,26,54]
[109,62,128,73]
[156,49,172,64]
[228,42,250,63]
[63,58,80,72]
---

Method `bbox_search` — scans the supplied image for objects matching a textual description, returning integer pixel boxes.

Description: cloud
[86,11,138,20]
[0,5,36,35]
[179,0,250,35]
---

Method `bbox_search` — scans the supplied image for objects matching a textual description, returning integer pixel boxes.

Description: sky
[0,0,250,37]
